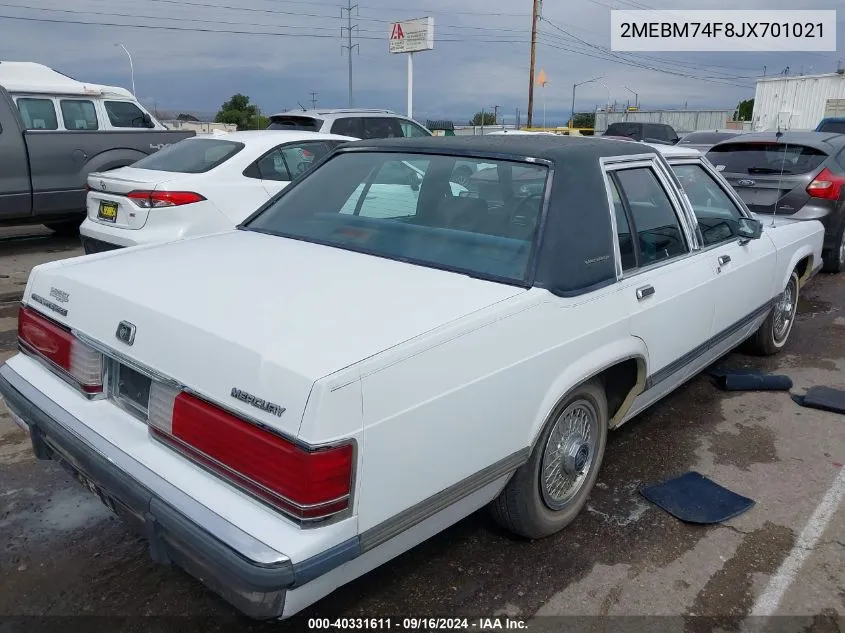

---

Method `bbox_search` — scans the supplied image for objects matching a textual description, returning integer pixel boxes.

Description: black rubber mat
[706,367,793,392]
[640,471,755,524]
[792,386,845,414]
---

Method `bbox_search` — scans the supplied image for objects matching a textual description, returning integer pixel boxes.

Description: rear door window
[131,138,245,173]
[246,141,334,181]
[707,143,828,175]
[104,101,149,128]
[16,98,58,130]
[612,166,689,267]
[60,100,98,130]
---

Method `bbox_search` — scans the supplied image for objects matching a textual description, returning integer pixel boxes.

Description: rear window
[244,151,550,284]
[679,132,737,145]
[267,116,323,132]
[131,138,245,173]
[706,142,829,175]
[818,121,845,134]
[605,123,642,139]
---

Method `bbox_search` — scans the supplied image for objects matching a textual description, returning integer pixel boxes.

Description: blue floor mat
[706,366,793,392]
[640,471,755,524]
[792,386,845,414]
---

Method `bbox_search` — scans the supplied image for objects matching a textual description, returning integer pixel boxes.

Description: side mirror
[737,217,763,241]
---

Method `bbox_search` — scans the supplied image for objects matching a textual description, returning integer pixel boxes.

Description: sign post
[389,17,434,120]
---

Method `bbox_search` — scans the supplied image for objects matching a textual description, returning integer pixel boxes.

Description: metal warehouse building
[752,72,845,132]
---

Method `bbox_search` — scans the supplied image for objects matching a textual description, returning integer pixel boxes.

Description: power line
[0,12,527,42]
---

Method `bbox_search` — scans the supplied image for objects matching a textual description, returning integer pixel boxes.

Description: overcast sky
[1,0,843,124]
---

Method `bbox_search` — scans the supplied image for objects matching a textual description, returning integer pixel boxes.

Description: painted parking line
[750,465,845,617]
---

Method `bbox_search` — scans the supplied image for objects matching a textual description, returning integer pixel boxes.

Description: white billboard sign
[389,17,435,54]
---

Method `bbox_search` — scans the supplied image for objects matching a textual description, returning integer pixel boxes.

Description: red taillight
[127,190,206,208]
[18,307,103,393]
[807,168,845,200]
[148,384,353,520]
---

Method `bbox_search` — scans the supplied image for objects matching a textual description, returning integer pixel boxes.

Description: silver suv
[266,108,432,139]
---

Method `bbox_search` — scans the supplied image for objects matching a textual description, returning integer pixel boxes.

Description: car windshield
[706,142,828,175]
[131,138,245,173]
[244,151,550,284]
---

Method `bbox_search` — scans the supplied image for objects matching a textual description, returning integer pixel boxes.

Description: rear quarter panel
[349,285,648,532]
[763,218,826,290]
[22,130,195,216]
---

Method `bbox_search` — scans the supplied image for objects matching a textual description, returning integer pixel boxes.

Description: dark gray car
[677,130,745,153]
[706,131,845,272]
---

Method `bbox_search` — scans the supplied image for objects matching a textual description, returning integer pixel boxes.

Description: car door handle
[636,285,655,301]
[718,254,731,266]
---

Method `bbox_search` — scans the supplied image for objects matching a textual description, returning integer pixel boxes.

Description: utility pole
[527,0,541,127]
[310,91,318,109]
[341,0,358,108]
[492,105,500,126]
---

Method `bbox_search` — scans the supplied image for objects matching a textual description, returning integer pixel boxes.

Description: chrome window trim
[600,156,702,281]
[667,157,755,252]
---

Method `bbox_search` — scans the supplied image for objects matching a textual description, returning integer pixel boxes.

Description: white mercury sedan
[1,135,824,619]
[79,130,356,254]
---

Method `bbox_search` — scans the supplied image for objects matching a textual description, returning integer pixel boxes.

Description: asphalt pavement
[0,229,842,632]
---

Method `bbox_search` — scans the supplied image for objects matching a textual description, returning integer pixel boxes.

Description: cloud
[0,0,842,123]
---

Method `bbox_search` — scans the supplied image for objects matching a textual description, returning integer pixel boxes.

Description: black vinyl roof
[339,134,660,162]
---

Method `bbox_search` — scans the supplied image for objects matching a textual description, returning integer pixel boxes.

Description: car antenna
[770,87,799,227]
[297,102,307,112]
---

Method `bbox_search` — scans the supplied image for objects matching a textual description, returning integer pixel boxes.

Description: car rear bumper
[0,362,294,619]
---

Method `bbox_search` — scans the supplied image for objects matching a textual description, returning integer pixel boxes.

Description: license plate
[98,201,118,222]
[115,363,152,416]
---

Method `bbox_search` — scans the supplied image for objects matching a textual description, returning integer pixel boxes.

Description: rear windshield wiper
[747,167,792,174]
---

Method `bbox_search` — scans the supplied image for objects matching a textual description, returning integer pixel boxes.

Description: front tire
[489,380,608,539]
[747,270,800,356]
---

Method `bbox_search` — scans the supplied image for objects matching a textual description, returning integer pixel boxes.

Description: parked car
[0,61,194,234]
[706,131,845,272]
[79,130,356,253]
[815,117,845,134]
[267,107,432,139]
[677,130,745,153]
[603,121,680,145]
[0,135,823,620]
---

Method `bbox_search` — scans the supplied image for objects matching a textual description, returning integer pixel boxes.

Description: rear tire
[822,224,845,273]
[489,380,608,539]
[747,270,800,356]
[45,219,81,237]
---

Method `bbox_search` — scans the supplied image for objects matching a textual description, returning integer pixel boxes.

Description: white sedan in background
[79,130,356,254]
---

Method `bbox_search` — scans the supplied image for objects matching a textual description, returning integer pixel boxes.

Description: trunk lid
[87,167,183,229]
[25,230,526,434]
[707,141,828,216]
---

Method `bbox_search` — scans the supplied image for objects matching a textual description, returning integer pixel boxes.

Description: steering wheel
[509,193,543,224]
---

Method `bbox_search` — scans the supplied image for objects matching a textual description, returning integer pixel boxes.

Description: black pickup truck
[0,86,194,234]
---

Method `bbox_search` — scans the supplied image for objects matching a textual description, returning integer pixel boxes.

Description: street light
[115,43,135,96]
[570,76,604,128]
[623,85,638,110]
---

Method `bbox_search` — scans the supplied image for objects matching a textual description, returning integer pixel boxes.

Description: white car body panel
[80,130,356,249]
[1,138,826,619]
